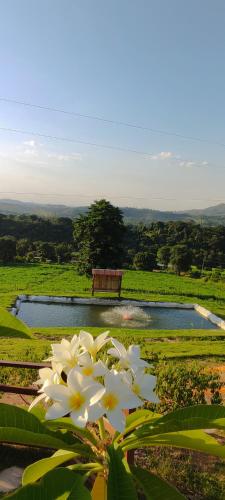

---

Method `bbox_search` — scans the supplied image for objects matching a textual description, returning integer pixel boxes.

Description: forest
[0,202,225,272]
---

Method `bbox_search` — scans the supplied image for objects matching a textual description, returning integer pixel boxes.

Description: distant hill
[183,203,225,217]
[121,207,191,223]
[0,199,87,218]
[0,198,224,225]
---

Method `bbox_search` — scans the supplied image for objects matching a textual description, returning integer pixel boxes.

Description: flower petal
[79,331,94,352]
[137,374,159,402]
[111,338,127,358]
[124,393,142,410]
[39,367,53,382]
[61,338,71,349]
[44,384,70,404]
[95,331,110,351]
[29,393,46,411]
[87,403,104,422]
[107,348,120,359]
[67,369,91,392]
[70,409,88,428]
[46,402,68,420]
[107,408,126,433]
[93,360,107,377]
[83,383,105,406]
[79,352,92,366]
[128,345,140,358]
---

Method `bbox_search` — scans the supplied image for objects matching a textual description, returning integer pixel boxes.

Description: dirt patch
[0,393,32,407]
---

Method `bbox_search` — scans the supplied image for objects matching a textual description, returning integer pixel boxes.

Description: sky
[0,0,225,211]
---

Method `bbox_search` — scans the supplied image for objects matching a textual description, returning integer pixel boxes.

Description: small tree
[0,236,16,263]
[55,243,73,263]
[157,245,171,268]
[33,241,57,262]
[16,238,31,259]
[170,244,192,275]
[133,251,156,271]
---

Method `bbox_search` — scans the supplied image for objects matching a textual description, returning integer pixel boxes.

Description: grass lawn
[0,264,225,377]
[0,263,225,315]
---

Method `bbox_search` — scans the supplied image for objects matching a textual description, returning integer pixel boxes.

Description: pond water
[16,301,218,330]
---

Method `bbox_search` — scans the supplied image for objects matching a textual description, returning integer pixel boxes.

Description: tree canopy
[73,199,125,275]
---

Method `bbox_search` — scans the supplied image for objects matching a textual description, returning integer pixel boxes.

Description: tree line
[0,200,225,274]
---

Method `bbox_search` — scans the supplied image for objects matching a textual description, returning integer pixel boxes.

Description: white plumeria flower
[77,352,107,378]
[108,338,149,372]
[130,370,159,403]
[88,371,142,432]
[44,369,105,428]
[49,335,82,374]
[29,366,61,411]
[79,330,110,359]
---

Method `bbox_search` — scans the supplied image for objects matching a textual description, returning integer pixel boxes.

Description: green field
[0,264,225,376]
[1,263,225,311]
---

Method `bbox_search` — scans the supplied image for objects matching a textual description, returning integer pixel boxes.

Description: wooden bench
[92,269,123,297]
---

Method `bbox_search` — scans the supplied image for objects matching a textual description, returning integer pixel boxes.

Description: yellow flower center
[102,393,118,411]
[82,366,94,376]
[69,392,85,410]
[132,383,140,396]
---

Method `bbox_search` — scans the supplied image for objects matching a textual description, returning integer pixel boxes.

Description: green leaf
[121,405,225,448]
[29,405,46,421]
[153,404,225,429]
[22,449,78,485]
[126,410,161,426]
[125,411,160,433]
[0,403,92,455]
[131,466,186,499]
[123,429,225,459]
[114,410,160,443]
[107,445,138,500]
[7,468,91,499]
[45,417,98,445]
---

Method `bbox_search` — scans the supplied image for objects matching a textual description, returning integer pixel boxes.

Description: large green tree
[73,199,125,275]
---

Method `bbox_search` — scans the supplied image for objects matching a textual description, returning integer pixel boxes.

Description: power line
[1,96,225,149]
[0,126,155,157]
[0,125,224,169]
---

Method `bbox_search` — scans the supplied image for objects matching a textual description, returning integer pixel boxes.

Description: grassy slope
[0,307,32,339]
[0,264,225,362]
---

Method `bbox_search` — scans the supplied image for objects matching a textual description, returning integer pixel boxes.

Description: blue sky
[0,0,225,210]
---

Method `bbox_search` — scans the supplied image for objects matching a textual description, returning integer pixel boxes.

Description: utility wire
[0,126,155,157]
[0,125,223,169]
[1,96,225,149]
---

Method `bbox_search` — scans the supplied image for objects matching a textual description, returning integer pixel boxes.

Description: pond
[15,301,219,330]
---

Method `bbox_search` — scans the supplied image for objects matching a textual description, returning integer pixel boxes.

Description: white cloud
[23,140,36,148]
[151,151,173,160]
[150,150,209,169]
[47,152,82,162]
[23,148,38,156]
[0,141,82,166]
[179,160,209,168]
[158,151,173,159]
